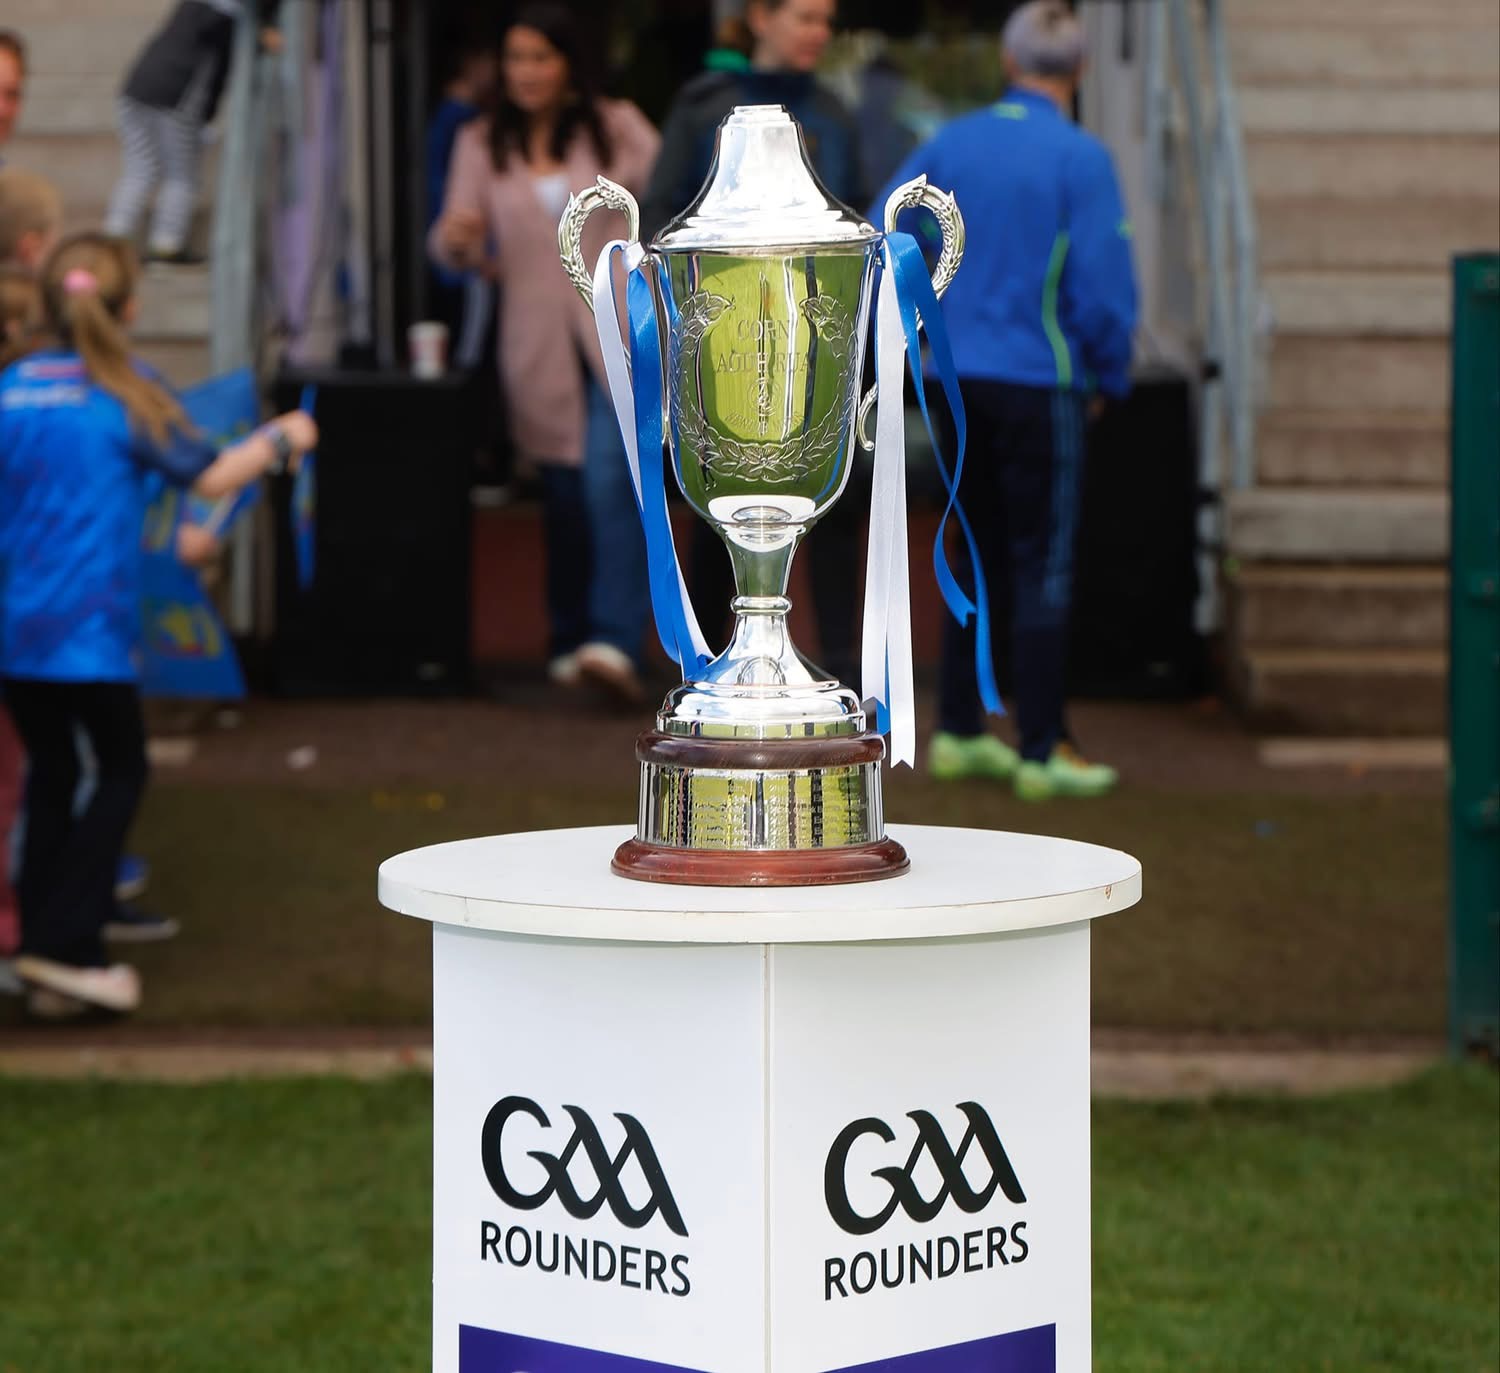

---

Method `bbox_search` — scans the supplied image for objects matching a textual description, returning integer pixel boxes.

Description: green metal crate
[1450,253,1500,1059]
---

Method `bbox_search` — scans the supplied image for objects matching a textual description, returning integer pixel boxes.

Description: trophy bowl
[560,106,962,885]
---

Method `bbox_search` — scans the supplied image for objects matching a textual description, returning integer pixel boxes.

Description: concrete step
[1235,648,1446,736]
[1226,487,1449,562]
[1265,270,1450,337]
[9,12,171,79]
[1230,565,1448,649]
[4,0,172,20]
[133,264,212,342]
[22,77,122,138]
[1228,0,1500,26]
[1240,86,1500,136]
[2,131,220,233]
[1266,336,1449,413]
[1256,410,1448,486]
[1248,134,1500,200]
[3,131,122,220]
[1258,196,1500,271]
[1231,29,1499,87]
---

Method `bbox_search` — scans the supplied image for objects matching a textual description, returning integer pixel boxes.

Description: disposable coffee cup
[409,321,449,379]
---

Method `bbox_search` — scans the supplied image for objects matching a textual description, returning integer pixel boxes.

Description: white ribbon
[861,246,916,768]
[590,239,710,668]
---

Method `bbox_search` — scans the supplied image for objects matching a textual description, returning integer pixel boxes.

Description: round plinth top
[377,824,1140,945]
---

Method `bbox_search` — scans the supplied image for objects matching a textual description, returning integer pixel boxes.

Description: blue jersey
[0,351,216,683]
[875,89,1138,396]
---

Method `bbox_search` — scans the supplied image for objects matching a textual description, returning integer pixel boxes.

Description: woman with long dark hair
[430,3,659,702]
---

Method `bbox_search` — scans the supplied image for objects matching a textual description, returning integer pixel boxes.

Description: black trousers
[937,380,1088,762]
[1,679,149,968]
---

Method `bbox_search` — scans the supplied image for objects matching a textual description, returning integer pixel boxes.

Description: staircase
[6,0,213,387]
[1222,0,1500,734]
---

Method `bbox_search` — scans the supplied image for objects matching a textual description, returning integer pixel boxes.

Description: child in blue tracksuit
[0,232,316,1014]
[874,0,1138,801]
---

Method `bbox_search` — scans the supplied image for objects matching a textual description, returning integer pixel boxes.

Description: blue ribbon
[625,265,710,677]
[885,232,1003,717]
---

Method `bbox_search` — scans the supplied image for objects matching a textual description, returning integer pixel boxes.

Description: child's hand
[176,522,222,568]
[272,409,319,454]
[260,27,285,54]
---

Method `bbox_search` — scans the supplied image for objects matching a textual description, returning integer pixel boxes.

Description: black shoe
[103,907,181,943]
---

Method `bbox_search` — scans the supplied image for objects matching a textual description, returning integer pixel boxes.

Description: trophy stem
[710,524,823,689]
[723,522,800,601]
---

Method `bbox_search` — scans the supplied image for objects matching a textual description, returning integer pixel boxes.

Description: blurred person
[642,0,864,233]
[703,16,753,75]
[0,267,39,976]
[427,32,507,500]
[103,2,283,264]
[427,33,500,364]
[642,0,869,684]
[0,29,25,158]
[876,0,1137,801]
[0,233,317,1015]
[0,174,157,945]
[430,2,658,703]
[0,166,62,272]
[0,262,39,362]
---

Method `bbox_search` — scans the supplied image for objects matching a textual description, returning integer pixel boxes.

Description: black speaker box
[269,368,473,695]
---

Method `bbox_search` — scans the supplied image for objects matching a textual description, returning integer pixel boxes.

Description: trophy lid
[653,105,878,253]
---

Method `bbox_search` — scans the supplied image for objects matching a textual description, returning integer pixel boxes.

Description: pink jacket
[429,101,660,467]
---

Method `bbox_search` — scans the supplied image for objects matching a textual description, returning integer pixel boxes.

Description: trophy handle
[559,175,641,313]
[857,175,967,450]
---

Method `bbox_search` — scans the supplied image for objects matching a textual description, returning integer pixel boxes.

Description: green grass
[0,1069,1493,1373]
[82,781,1447,1035]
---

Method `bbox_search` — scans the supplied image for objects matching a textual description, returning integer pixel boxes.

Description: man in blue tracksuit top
[874,0,1137,800]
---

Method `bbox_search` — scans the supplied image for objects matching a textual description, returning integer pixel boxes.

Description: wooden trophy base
[612,835,910,887]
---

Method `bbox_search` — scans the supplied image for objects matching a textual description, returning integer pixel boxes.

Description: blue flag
[137,368,262,699]
[180,367,262,536]
[139,478,247,700]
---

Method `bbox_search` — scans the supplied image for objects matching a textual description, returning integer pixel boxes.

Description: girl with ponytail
[0,232,317,1016]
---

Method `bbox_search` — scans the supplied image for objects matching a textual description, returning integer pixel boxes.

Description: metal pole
[1448,253,1500,1061]
[1205,0,1261,491]
[1168,0,1231,635]
[369,0,398,368]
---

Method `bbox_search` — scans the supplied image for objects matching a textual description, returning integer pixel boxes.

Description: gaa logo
[480,1096,688,1238]
[824,1102,1027,1236]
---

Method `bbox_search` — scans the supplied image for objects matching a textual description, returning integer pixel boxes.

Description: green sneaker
[1014,743,1119,801]
[928,731,1020,781]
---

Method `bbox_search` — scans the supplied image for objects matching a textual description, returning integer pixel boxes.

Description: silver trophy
[560,105,963,885]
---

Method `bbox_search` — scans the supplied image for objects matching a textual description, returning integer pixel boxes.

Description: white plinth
[378,824,1141,1373]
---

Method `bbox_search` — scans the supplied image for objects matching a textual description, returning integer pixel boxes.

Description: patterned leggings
[104,96,204,254]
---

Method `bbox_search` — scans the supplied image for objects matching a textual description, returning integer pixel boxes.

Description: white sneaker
[12,956,142,1013]
[548,651,583,687]
[575,641,644,705]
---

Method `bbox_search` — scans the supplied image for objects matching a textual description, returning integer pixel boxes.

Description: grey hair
[1002,1,1088,79]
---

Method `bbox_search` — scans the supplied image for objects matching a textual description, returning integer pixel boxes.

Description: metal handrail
[210,1,301,634]
[1205,0,1261,491]
[1153,0,1263,494]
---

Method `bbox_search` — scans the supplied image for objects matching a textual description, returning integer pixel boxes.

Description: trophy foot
[619,728,909,886]
[612,837,910,887]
